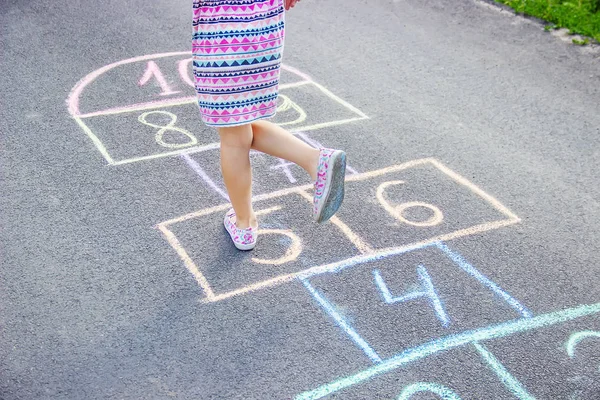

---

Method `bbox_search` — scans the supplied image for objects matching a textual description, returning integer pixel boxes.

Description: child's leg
[218,124,257,230]
[250,120,320,182]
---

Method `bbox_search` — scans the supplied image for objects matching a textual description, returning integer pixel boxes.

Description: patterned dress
[192,0,285,127]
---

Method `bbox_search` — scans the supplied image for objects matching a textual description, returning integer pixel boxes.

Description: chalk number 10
[138,59,194,97]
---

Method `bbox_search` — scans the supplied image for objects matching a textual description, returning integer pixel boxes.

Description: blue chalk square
[304,243,530,361]
[296,302,600,399]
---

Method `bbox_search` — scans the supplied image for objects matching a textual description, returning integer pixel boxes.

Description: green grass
[572,37,590,44]
[495,0,600,43]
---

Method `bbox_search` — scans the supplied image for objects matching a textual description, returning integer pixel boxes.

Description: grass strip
[495,0,600,43]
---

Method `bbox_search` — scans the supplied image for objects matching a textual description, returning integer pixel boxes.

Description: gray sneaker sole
[316,151,347,224]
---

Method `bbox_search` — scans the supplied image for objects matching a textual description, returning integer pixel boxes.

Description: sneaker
[313,148,347,223]
[223,208,257,250]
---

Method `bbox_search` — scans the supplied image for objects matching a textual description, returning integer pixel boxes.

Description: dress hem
[201,110,277,128]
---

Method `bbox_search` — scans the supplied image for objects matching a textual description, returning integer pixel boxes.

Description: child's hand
[285,0,300,11]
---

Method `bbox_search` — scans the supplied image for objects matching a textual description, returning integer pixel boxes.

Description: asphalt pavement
[2,0,600,399]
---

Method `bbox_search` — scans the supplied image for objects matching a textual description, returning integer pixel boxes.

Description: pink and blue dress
[192,0,285,127]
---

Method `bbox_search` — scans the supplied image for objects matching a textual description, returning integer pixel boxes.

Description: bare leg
[217,124,257,230]
[250,120,320,181]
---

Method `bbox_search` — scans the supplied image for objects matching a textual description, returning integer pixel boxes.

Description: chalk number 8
[138,111,198,149]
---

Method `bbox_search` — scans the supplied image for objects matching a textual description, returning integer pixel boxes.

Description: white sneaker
[313,148,347,223]
[223,208,257,250]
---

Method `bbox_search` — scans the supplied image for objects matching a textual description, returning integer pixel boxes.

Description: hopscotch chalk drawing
[156,158,521,303]
[67,53,599,399]
[67,51,368,166]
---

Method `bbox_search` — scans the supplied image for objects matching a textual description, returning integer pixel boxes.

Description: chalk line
[302,279,382,364]
[436,242,532,318]
[473,342,536,400]
[180,153,229,201]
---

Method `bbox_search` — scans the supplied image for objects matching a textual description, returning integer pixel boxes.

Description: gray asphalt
[2,0,600,399]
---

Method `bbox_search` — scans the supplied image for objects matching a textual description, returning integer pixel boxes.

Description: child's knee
[218,124,253,148]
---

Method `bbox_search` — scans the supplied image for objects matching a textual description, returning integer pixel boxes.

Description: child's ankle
[308,148,321,182]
